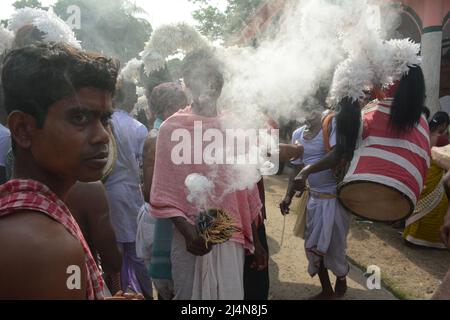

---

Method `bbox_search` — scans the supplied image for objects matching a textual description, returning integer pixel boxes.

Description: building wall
[391,1,450,111]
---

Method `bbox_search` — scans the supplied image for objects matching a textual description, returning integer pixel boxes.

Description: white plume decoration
[119,58,143,83]
[330,37,421,104]
[0,26,14,52]
[141,23,209,75]
[8,8,81,49]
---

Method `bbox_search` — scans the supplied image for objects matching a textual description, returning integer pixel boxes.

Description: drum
[337,100,430,222]
[101,130,118,182]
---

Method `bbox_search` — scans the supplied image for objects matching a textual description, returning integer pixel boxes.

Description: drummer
[294,66,428,198]
[280,106,351,300]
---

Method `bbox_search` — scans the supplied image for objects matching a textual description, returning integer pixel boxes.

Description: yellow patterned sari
[403,163,448,249]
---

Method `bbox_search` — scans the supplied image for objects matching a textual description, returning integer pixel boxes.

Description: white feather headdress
[330,53,374,104]
[119,58,143,83]
[380,39,421,85]
[0,26,14,52]
[141,22,209,75]
[8,8,81,49]
[330,38,421,104]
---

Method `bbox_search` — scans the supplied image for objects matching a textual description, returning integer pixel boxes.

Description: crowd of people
[0,7,450,301]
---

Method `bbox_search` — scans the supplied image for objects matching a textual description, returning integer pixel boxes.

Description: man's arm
[84,183,122,278]
[294,149,341,193]
[250,222,268,271]
[0,212,87,299]
[279,164,303,215]
[142,135,157,203]
[278,143,304,163]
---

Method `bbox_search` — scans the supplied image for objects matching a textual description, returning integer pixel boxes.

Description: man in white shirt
[104,79,151,299]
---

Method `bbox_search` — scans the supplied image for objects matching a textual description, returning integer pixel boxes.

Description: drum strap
[322,112,350,183]
[309,189,336,200]
[322,112,335,152]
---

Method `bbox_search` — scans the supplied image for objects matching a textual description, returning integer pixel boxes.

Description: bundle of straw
[196,209,240,248]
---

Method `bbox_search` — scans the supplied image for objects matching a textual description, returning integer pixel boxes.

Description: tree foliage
[189,0,264,41]
[13,0,44,9]
[53,0,152,63]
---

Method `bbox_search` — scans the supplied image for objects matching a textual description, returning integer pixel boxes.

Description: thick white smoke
[185,173,215,210]
[210,0,410,198]
[0,27,14,53]
[218,0,402,120]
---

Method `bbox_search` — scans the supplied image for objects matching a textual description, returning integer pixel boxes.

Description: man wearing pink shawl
[150,49,267,300]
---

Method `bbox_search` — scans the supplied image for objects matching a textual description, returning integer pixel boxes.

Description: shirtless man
[0,43,122,299]
[66,182,123,295]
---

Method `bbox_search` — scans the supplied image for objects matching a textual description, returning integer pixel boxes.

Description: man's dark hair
[150,82,188,119]
[144,64,173,100]
[114,78,136,107]
[2,42,120,127]
[429,111,450,133]
[335,97,361,160]
[422,106,431,120]
[182,49,224,96]
[390,66,425,134]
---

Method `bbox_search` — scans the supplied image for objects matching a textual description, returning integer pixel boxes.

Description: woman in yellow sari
[404,112,450,248]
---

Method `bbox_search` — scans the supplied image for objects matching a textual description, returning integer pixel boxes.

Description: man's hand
[251,242,268,271]
[279,197,292,215]
[279,144,304,163]
[440,209,450,248]
[105,290,145,300]
[171,217,214,256]
[294,166,310,193]
[185,228,214,257]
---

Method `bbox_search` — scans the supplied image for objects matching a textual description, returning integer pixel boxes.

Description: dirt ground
[263,173,450,300]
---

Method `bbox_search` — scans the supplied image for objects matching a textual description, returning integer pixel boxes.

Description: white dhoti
[171,226,245,300]
[304,195,351,278]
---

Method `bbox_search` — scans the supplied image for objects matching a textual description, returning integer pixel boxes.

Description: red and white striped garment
[0,179,105,300]
[344,99,431,205]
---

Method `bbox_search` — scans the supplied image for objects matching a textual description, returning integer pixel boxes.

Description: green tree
[189,0,263,41]
[13,0,43,9]
[53,0,152,63]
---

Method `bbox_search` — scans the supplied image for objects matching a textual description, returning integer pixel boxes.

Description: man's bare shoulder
[0,210,86,299]
[67,182,107,210]
[70,181,104,197]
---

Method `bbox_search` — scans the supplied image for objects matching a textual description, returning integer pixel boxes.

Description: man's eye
[101,116,112,127]
[73,113,89,125]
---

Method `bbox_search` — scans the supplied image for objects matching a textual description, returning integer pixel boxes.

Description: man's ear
[7,111,38,150]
